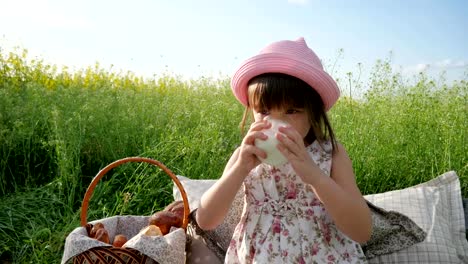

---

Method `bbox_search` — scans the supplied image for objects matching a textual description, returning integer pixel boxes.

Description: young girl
[196,37,372,263]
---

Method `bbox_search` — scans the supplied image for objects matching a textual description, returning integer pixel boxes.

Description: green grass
[0,48,466,263]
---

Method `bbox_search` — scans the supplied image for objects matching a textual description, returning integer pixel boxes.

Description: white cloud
[287,0,309,5]
[399,63,429,74]
[416,63,430,72]
[433,59,466,69]
[400,59,466,74]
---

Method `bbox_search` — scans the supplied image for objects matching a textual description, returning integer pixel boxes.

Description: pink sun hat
[231,37,340,111]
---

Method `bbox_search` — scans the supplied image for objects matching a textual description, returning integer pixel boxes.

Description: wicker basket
[72,157,190,264]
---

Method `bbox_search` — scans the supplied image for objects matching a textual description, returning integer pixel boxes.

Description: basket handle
[80,157,190,230]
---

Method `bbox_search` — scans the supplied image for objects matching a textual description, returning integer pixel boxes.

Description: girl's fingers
[278,125,302,143]
[276,133,298,157]
[251,119,270,129]
[277,126,304,154]
[276,142,291,158]
[243,130,267,145]
[243,120,271,145]
[246,144,267,159]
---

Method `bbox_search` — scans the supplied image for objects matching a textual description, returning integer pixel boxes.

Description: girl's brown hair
[240,73,337,151]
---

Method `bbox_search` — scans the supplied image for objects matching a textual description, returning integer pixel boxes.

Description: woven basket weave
[72,157,190,264]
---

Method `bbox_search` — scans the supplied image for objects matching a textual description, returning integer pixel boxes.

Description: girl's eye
[259,109,269,115]
[286,109,299,114]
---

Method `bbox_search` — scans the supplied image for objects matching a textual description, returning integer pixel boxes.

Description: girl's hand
[197,121,270,231]
[234,119,270,175]
[276,125,320,184]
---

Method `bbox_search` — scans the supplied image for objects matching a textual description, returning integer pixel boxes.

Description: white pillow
[365,171,468,263]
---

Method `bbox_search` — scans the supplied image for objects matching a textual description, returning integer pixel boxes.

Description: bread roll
[140,225,163,236]
[149,211,182,235]
[89,222,105,238]
[165,200,185,219]
[112,234,128,247]
[94,228,110,244]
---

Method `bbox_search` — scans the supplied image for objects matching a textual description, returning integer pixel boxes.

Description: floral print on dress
[225,140,367,264]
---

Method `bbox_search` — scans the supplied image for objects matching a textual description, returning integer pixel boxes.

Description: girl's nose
[266,113,280,120]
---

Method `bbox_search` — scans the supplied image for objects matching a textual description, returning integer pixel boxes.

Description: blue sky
[1,0,467,89]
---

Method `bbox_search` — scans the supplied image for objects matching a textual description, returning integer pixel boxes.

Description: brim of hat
[231,53,340,111]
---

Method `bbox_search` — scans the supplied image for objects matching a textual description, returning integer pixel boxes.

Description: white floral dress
[225,140,367,264]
